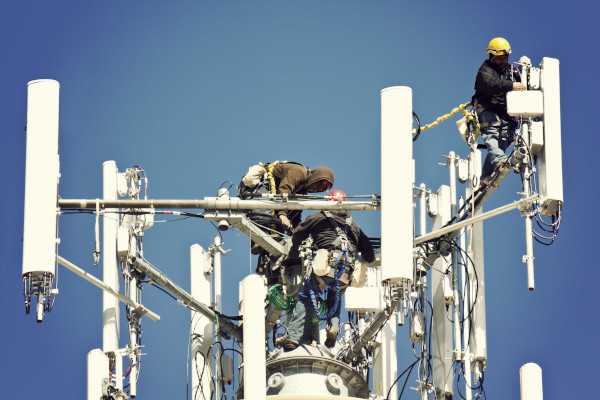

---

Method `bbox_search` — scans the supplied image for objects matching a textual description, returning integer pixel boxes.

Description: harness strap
[479,121,503,128]
[301,260,347,321]
[323,210,354,251]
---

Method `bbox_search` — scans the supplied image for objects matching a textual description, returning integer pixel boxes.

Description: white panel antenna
[538,57,563,217]
[22,79,60,322]
[380,86,414,284]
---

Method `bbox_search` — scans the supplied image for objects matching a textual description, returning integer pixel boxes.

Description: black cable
[455,362,468,400]
[193,351,209,400]
[534,218,557,233]
[212,308,243,321]
[385,359,419,400]
[454,360,486,400]
[397,361,417,399]
[216,342,226,400]
[219,181,239,194]
[473,371,487,399]
[426,299,434,383]
[209,222,224,242]
[439,237,479,325]
[412,112,422,142]
[150,283,179,301]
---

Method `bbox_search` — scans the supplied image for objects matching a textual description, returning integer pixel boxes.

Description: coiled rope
[268,284,295,310]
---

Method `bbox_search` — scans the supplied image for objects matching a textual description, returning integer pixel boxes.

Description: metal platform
[239,345,369,399]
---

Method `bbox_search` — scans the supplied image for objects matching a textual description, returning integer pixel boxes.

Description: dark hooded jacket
[473,59,520,118]
[271,164,334,196]
[272,163,335,226]
[291,210,375,263]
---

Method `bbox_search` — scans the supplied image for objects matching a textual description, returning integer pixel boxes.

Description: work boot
[275,336,298,350]
[324,328,338,349]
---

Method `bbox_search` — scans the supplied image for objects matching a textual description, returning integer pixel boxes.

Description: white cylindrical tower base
[240,275,267,400]
[520,363,543,400]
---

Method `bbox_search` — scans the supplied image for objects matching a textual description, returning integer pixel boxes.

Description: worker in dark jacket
[473,37,526,181]
[271,163,334,230]
[276,190,375,350]
[240,162,334,235]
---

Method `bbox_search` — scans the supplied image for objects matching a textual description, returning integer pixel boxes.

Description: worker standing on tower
[276,190,375,350]
[473,37,526,183]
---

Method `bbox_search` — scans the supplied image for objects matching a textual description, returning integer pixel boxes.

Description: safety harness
[300,211,357,321]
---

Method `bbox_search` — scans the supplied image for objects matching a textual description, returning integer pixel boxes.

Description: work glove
[279,214,292,231]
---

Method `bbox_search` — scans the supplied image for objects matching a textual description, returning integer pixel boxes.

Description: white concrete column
[240,275,266,400]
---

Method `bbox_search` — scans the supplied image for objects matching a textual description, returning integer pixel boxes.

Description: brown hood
[305,166,334,191]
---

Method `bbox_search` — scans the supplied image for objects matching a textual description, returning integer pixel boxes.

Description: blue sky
[1,1,598,399]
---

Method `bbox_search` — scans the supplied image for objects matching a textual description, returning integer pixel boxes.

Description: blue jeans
[479,110,514,178]
[285,285,319,345]
[325,286,342,334]
[286,277,346,343]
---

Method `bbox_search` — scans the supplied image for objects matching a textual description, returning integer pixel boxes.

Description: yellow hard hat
[487,37,512,56]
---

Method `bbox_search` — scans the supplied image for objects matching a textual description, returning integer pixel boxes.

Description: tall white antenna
[22,79,60,323]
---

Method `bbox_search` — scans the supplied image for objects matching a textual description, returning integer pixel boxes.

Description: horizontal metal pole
[129,256,243,342]
[58,197,380,211]
[56,255,160,322]
[415,194,539,245]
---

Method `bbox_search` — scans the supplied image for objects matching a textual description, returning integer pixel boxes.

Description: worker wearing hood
[270,163,334,231]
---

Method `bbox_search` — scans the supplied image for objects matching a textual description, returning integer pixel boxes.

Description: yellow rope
[462,108,480,142]
[412,101,472,135]
[267,161,280,195]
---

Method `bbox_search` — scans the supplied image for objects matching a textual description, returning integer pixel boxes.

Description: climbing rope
[301,250,349,321]
[268,284,295,310]
[265,160,283,224]
[307,299,328,326]
[411,101,472,135]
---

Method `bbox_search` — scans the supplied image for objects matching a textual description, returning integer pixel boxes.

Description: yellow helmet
[487,37,512,56]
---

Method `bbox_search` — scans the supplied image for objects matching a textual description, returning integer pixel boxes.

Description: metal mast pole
[467,150,487,383]
[102,160,123,392]
[430,185,454,399]
[418,183,428,400]
[191,244,214,400]
[448,152,463,363]
[521,120,536,290]
[213,235,223,400]
[128,234,139,397]
[459,197,473,400]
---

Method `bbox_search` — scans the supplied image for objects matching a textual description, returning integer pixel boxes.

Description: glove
[279,214,292,231]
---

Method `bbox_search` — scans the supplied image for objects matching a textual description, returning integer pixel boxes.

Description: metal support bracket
[204,212,286,256]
